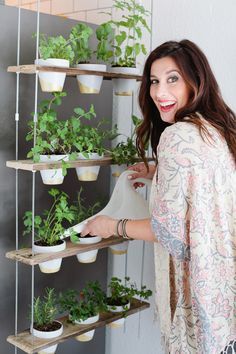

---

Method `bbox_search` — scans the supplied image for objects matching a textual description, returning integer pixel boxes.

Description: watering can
[63,170,152,238]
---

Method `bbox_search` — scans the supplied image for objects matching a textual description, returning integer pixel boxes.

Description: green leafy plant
[69,23,93,65]
[23,188,76,246]
[37,33,74,63]
[110,114,143,165]
[106,0,151,67]
[95,22,114,63]
[59,281,107,322]
[107,276,152,308]
[32,288,60,331]
[26,92,68,160]
[26,92,98,174]
[71,112,118,158]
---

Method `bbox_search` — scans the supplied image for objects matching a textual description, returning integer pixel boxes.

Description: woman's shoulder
[159,120,201,152]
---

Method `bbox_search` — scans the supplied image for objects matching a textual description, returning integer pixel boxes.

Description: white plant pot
[75,152,103,181]
[32,321,63,354]
[35,58,69,92]
[74,314,99,342]
[33,240,66,274]
[110,67,139,96]
[107,302,130,328]
[76,64,106,94]
[39,154,68,185]
[110,164,127,178]
[109,241,129,255]
[75,235,101,263]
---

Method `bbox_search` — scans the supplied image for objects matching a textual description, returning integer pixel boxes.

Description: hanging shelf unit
[7,298,149,354]
[7,65,142,80]
[6,237,127,265]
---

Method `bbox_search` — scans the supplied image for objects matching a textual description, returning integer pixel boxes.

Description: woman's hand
[80,215,116,238]
[127,162,156,188]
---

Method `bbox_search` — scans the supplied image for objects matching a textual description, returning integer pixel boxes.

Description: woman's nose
[155,82,168,98]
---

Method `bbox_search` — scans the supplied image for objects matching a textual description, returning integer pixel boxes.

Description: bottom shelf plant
[59,280,107,342]
[106,276,152,328]
[32,288,63,354]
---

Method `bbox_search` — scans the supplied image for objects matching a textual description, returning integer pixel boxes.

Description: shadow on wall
[0,5,112,354]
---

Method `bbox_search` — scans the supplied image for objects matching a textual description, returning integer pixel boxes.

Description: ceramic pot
[109,241,129,255]
[107,301,130,328]
[75,152,103,181]
[39,154,68,185]
[32,320,63,353]
[76,64,106,94]
[35,58,69,92]
[110,67,139,96]
[33,240,66,274]
[73,235,102,263]
[74,314,99,341]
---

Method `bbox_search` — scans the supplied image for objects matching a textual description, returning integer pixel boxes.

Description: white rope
[14,2,21,352]
[30,0,40,336]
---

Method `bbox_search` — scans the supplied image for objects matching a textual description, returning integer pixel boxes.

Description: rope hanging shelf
[7,299,150,354]
[6,157,153,172]
[7,65,142,81]
[6,237,126,266]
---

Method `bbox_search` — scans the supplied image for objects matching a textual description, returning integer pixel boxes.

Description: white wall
[152,0,236,111]
[106,1,236,354]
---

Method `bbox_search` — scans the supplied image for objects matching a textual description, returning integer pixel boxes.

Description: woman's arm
[81,215,157,242]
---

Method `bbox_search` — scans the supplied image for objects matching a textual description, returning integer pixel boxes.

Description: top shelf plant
[106,0,151,95]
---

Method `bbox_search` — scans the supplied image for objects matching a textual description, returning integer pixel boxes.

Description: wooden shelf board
[7,64,142,80]
[6,156,113,171]
[7,298,149,354]
[6,157,153,172]
[5,237,127,265]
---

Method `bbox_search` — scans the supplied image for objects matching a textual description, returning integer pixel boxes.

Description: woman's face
[150,56,189,124]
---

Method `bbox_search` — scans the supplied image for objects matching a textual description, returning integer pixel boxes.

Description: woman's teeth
[160,101,176,111]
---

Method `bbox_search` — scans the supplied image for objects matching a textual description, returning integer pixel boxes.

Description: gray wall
[0,5,112,353]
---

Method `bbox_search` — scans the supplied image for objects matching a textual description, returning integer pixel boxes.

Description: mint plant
[59,281,107,322]
[32,288,60,331]
[69,23,93,64]
[95,22,114,63]
[37,33,74,63]
[107,276,152,308]
[71,110,118,158]
[23,188,76,246]
[110,114,143,165]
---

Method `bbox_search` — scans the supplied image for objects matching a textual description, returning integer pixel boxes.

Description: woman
[81,40,236,354]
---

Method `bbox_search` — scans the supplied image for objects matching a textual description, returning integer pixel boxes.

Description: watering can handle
[127,170,152,188]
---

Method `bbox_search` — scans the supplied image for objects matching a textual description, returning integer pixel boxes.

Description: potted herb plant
[23,188,76,273]
[26,92,97,185]
[31,288,63,354]
[108,0,151,95]
[71,108,117,181]
[70,23,109,94]
[110,115,141,179]
[26,92,69,185]
[107,276,152,328]
[70,188,104,263]
[35,32,74,92]
[59,281,107,342]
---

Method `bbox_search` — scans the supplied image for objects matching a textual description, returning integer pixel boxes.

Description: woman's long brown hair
[137,40,236,165]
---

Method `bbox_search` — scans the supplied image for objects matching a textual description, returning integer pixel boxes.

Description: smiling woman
[149,57,189,124]
[81,39,236,354]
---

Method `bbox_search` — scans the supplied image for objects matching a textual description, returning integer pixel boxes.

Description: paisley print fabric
[151,120,236,354]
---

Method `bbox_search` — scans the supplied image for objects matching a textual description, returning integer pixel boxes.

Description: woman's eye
[167,76,178,83]
[150,79,158,85]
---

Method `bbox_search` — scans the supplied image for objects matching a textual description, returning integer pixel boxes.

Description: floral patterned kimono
[151,119,236,354]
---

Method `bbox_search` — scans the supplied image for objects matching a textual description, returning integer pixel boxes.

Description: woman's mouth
[159,101,176,112]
